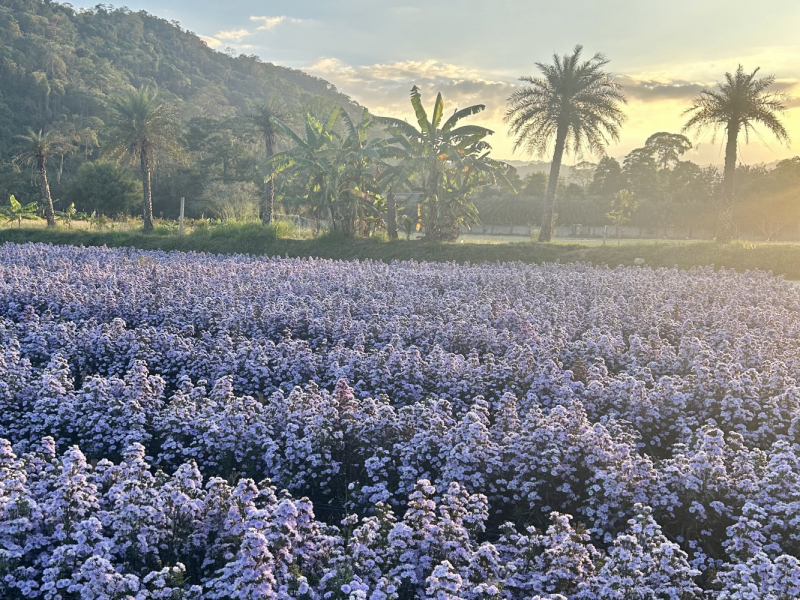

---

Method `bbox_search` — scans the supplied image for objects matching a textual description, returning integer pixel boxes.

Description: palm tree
[250,99,290,225]
[683,66,788,242]
[505,45,626,242]
[104,86,182,232]
[378,87,506,241]
[13,128,75,227]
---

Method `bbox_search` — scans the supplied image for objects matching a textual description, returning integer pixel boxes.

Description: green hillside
[0,0,362,216]
[0,1,358,147]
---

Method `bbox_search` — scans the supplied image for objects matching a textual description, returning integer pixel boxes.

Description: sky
[69,0,800,165]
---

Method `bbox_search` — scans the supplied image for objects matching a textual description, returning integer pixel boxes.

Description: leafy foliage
[0,195,39,228]
[378,87,510,241]
[64,162,141,216]
[0,0,362,222]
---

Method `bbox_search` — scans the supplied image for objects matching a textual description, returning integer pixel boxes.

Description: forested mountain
[0,0,362,216]
[0,0,358,148]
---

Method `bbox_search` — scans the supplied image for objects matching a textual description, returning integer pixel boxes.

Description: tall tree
[187,117,249,183]
[104,87,182,232]
[13,128,74,227]
[622,147,660,199]
[683,65,788,242]
[569,161,597,189]
[266,108,400,237]
[263,107,344,232]
[250,99,289,225]
[505,45,626,242]
[379,87,507,241]
[644,132,692,169]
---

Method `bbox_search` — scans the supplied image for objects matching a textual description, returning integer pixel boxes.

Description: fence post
[603,225,607,246]
[179,197,185,237]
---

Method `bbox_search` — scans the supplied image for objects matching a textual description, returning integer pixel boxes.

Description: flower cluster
[1,243,800,598]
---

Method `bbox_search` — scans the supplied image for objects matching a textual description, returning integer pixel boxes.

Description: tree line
[1,1,794,242]
[505,48,790,242]
[9,60,794,242]
[477,137,800,241]
[0,0,362,228]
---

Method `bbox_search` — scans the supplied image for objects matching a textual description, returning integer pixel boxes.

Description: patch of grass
[2,225,800,278]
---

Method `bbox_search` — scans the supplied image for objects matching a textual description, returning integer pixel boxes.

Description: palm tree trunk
[539,124,568,242]
[262,136,275,225]
[387,190,398,239]
[718,122,739,242]
[140,142,154,232]
[38,155,56,228]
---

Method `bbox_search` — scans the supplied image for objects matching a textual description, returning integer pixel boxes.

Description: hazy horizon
[65,0,800,166]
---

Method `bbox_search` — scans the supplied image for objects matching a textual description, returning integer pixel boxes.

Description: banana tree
[264,107,344,232]
[378,165,409,240]
[337,109,406,236]
[377,87,510,241]
[264,107,400,236]
[56,202,78,229]
[2,195,40,228]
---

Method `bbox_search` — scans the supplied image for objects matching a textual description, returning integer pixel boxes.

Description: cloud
[249,15,309,30]
[305,57,800,161]
[199,35,223,49]
[309,58,508,85]
[200,15,309,49]
[618,75,800,116]
[772,79,800,105]
[214,29,253,42]
[617,76,705,101]
[306,57,516,138]
[250,16,286,30]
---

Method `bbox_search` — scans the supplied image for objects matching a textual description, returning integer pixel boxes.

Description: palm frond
[505,46,626,158]
[683,65,789,148]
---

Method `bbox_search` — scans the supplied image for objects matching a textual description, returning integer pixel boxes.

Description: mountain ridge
[0,0,362,158]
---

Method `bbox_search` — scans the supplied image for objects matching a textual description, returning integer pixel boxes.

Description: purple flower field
[2,243,800,599]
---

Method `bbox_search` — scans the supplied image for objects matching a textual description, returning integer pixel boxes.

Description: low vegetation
[3,224,800,278]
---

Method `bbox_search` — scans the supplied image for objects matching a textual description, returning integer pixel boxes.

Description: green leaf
[324,106,341,133]
[378,118,421,142]
[409,86,431,136]
[441,104,485,133]
[431,93,445,131]
[340,111,357,141]
[274,118,307,149]
[445,125,494,141]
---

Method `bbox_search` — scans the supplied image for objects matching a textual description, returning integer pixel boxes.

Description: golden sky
[305,59,800,166]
